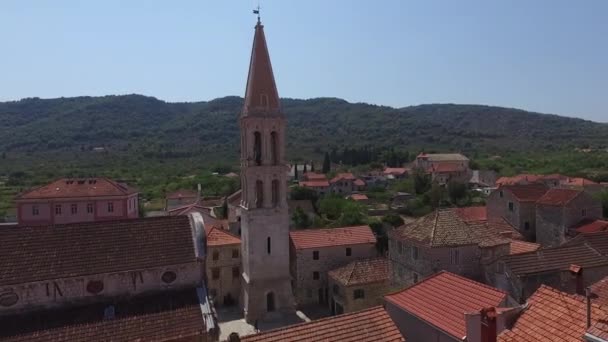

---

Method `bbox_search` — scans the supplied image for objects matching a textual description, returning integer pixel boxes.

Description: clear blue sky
[1,1,607,121]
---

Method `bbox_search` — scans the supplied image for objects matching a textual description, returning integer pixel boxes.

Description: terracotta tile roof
[329,258,389,286]
[227,189,242,205]
[349,193,369,201]
[496,174,543,186]
[303,172,327,181]
[0,288,210,342]
[502,243,608,276]
[205,225,240,247]
[168,203,212,216]
[574,219,608,233]
[500,184,548,202]
[590,276,608,306]
[536,188,582,206]
[587,321,608,341]
[241,306,404,342]
[564,177,598,186]
[330,172,357,183]
[383,167,408,176]
[452,206,487,222]
[428,163,466,173]
[353,178,366,186]
[390,209,519,248]
[299,180,330,188]
[16,177,137,200]
[498,285,608,342]
[0,216,196,286]
[166,189,198,200]
[290,225,376,250]
[509,240,540,255]
[385,271,506,341]
[566,231,608,255]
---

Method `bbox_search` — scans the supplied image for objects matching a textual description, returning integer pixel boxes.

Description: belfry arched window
[267,236,271,255]
[271,179,279,207]
[256,180,264,208]
[253,131,262,165]
[260,94,269,107]
[270,131,278,165]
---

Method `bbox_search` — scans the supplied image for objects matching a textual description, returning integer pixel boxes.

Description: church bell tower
[239,15,295,322]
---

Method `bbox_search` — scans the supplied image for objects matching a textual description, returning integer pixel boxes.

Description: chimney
[570,264,584,295]
[481,307,497,342]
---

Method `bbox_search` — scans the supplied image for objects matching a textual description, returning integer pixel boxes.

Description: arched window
[256,180,264,208]
[270,131,278,165]
[267,237,271,255]
[271,179,279,207]
[253,132,262,165]
[266,292,275,312]
[260,94,269,107]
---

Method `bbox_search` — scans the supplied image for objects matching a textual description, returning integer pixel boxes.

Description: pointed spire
[242,19,281,116]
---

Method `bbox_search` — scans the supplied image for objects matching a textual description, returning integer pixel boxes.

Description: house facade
[15,177,139,226]
[289,226,377,307]
[205,223,242,307]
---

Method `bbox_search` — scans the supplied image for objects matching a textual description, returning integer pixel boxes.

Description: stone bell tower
[239,16,295,322]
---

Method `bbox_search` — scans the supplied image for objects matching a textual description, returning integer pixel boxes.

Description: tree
[412,168,431,194]
[292,206,311,229]
[322,152,331,173]
[294,162,298,180]
[290,186,318,202]
[599,190,608,218]
[310,161,315,172]
[303,163,308,174]
[425,182,444,208]
[220,198,229,219]
[382,214,404,227]
[447,181,467,204]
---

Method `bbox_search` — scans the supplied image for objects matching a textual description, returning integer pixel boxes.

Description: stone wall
[487,189,537,240]
[292,243,377,307]
[328,278,389,314]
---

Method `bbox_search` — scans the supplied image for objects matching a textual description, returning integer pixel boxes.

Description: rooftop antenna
[253,3,261,24]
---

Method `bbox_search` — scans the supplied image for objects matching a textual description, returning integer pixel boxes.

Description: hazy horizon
[1,1,606,121]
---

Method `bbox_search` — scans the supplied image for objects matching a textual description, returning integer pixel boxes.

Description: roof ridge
[430,210,439,246]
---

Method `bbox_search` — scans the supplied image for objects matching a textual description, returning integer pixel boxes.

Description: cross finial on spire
[253,5,261,24]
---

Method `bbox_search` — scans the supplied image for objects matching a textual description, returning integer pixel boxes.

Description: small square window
[412,246,419,260]
[55,204,62,215]
[353,289,365,299]
[313,251,319,260]
[508,202,514,212]
[413,273,419,283]
[212,251,219,261]
[232,266,240,279]
[450,249,460,264]
[32,205,39,216]
[87,203,94,214]
[71,204,77,215]
[346,248,352,256]
[211,268,220,280]
[107,202,114,213]
[232,249,239,258]
[524,222,530,231]
[313,271,319,280]
[582,209,587,217]
[499,191,504,198]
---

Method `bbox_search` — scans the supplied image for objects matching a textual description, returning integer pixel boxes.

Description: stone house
[535,188,603,247]
[488,242,608,302]
[327,257,390,315]
[414,153,471,185]
[0,214,218,341]
[329,173,366,195]
[14,177,139,226]
[383,167,409,180]
[204,222,242,307]
[388,208,521,288]
[486,184,548,241]
[385,271,511,342]
[289,226,377,307]
[298,179,330,196]
[469,170,497,188]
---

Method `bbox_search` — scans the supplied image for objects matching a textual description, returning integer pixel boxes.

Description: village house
[240,306,404,342]
[489,242,608,302]
[388,208,521,288]
[0,214,218,341]
[498,285,608,341]
[468,169,497,189]
[347,193,369,203]
[298,179,330,196]
[329,172,366,195]
[203,219,242,307]
[414,153,472,185]
[385,271,513,342]
[14,177,139,226]
[289,225,377,307]
[383,167,409,180]
[573,219,608,234]
[535,188,603,247]
[486,184,548,240]
[328,257,390,315]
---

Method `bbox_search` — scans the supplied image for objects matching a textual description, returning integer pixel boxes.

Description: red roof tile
[0,216,196,286]
[428,163,466,173]
[588,321,608,341]
[500,184,548,202]
[329,258,389,286]
[353,178,366,186]
[385,271,506,340]
[536,188,582,206]
[330,173,357,183]
[509,240,540,255]
[590,276,608,306]
[303,172,327,181]
[227,189,242,205]
[498,285,608,342]
[383,167,408,176]
[574,219,608,233]
[349,194,369,201]
[299,180,330,188]
[290,226,376,250]
[452,206,487,222]
[241,306,404,342]
[496,174,543,186]
[205,225,241,247]
[16,177,137,200]
[564,177,598,186]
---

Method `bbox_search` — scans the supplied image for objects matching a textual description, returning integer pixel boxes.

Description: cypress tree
[322,152,331,173]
